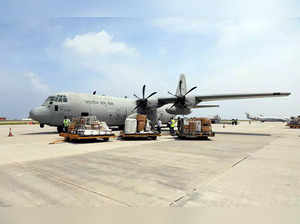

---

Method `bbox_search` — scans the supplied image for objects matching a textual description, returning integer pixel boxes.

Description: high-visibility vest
[63,119,70,127]
[170,120,175,128]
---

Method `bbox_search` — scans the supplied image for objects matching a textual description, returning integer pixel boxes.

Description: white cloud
[0,71,50,119]
[153,17,300,117]
[61,30,169,98]
[24,72,50,93]
[63,30,138,56]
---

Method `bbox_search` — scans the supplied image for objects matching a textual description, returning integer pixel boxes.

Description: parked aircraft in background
[29,74,290,132]
[210,115,222,124]
[246,113,288,122]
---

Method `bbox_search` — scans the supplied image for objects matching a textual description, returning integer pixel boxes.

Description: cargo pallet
[176,131,215,139]
[59,132,116,142]
[120,132,161,140]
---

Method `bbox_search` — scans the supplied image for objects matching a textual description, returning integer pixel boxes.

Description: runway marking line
[170,155,251,207]
[231,155,250,167]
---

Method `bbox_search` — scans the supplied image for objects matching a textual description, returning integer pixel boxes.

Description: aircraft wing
[195,92,291,102]
[157,92,290,107]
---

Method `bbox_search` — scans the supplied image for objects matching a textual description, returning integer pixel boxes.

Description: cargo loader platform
[59,132,116,142]
[120,132,161,140]
[287,124,300,129]
[176,131,215,139]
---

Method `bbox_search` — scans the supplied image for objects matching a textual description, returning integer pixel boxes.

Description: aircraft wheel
[57,126,64,133]
[40,123,45,128]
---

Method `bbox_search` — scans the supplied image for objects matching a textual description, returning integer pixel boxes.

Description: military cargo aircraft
[29,74,290,132]
[246,112,288,122]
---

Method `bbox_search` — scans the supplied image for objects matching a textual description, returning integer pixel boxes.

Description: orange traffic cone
[8,128,13,137]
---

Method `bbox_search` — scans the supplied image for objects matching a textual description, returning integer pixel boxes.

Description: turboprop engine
[165,107,191,115]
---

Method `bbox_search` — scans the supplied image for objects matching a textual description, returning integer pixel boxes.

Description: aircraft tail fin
[176,73,187,96]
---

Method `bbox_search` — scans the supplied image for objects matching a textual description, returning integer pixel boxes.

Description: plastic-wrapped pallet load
[84,129,100,136]
[182,118,190,134]
[195,120,202,132]
[125,118,137,134]
[145,120,152,132]
[99,121,111,131]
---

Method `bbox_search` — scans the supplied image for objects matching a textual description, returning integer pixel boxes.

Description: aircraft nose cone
[29,106,48,121]
[29,108,38,120]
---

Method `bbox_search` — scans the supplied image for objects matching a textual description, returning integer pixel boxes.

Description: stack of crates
[180,118,212,136]
[137,114,147,132]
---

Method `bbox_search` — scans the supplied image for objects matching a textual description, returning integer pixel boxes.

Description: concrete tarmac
[0,122,299,207]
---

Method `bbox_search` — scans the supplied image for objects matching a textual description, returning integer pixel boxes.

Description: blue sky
[0,1,300,119]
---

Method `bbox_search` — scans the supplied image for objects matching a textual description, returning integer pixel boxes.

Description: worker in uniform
[157,119,162,133]
[63,116,71,133]
[170,118,175,135]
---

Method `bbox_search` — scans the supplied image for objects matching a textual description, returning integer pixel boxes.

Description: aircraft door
[50,95,65,125]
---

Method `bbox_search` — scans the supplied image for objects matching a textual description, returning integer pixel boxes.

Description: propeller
[133,85,158,112]
[168,85,197,109]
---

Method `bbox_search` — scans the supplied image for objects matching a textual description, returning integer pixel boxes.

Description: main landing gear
[57,126,64,133]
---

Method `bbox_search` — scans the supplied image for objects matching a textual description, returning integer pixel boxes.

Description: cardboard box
[136,114,147,121]
[189,122,197,131]
[137,121,146,132]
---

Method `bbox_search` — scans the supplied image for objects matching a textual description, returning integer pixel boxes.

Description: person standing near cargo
[63,116,71,133]
[170,118,175,135]
[157,119,162,133]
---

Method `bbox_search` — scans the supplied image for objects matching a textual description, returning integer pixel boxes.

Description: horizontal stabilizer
[192,105,219,108]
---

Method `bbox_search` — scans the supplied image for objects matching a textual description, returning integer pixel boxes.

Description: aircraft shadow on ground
[69,139,111,144]
[118,137,156,141]
[174,137,212,141]
[215,131,271,137]
[22,131,58,135]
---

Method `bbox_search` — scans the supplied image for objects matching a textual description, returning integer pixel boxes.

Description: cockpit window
[58,96,63,102]
[53,95,68,103]
[42,96,55,106]
[42,95,68,105]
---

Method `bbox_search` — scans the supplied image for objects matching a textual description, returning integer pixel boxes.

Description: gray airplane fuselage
[30,92,173,127]
[246,113,287,122]
[256,117,287,122]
